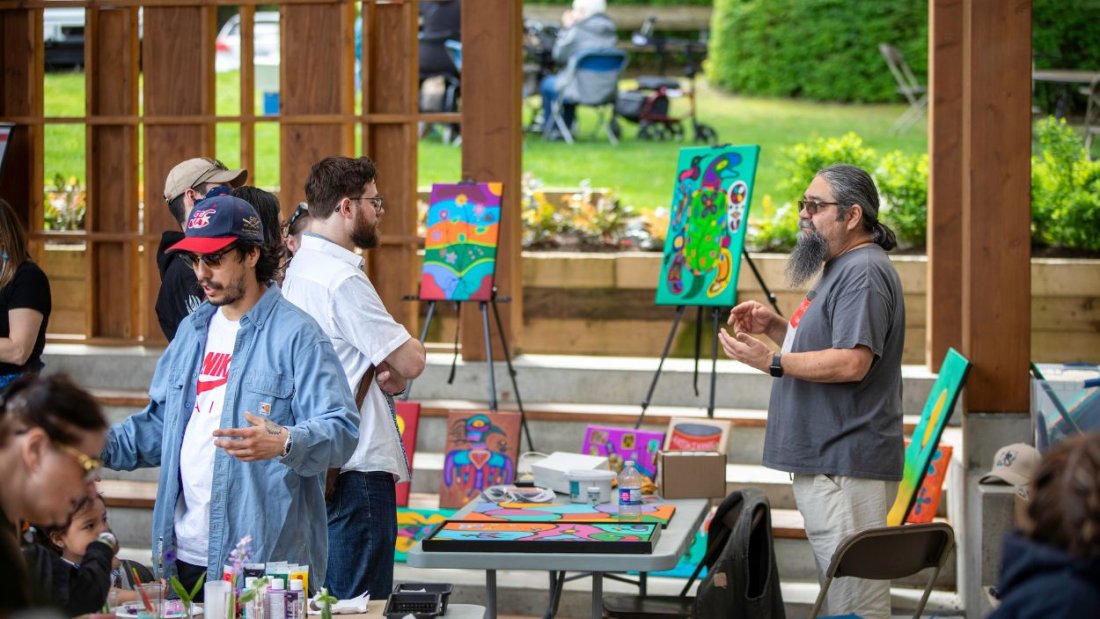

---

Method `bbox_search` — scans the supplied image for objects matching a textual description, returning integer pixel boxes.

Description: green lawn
[43,69,927,214]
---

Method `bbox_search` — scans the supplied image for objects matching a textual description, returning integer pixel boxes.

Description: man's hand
[213,412,288,462]
[375,360,407,396]
[728,301,777,334]
[718,328,773,373]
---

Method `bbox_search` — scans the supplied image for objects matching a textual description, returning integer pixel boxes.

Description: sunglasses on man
[181,244,238,269]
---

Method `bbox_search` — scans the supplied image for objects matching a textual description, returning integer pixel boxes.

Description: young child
[29,493,131,615]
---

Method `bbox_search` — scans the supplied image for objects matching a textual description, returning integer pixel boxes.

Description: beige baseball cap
[980,442,1040,488]
[163,157,247,203]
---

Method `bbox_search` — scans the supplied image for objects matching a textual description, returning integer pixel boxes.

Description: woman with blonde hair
[0,198,50,389]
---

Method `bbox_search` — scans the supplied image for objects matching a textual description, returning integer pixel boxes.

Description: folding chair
[1082,77,1100,156]
[547,47,629,145]
[808,522,955,619]
[879,43,928,133]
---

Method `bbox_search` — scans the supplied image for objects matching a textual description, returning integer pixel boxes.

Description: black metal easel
[403,288,536,453]
[634,249,782,428]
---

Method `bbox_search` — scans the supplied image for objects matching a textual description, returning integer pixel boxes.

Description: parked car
[44,8,86,69]
[215,11,280,73]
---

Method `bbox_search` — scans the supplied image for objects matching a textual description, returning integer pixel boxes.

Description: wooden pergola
[0,0,1031,612]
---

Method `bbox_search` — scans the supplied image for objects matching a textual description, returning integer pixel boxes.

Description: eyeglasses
[181,244,238,269]
[797,199,842,216]
[284,202,309,235]
[350,195,385,213]
[53,442,103,483]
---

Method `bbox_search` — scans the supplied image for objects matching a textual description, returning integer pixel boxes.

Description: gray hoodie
[551,12,618,102]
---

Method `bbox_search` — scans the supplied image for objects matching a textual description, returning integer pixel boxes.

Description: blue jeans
[540,74,576,133]
[325,470,397,599]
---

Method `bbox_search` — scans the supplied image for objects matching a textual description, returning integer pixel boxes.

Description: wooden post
[960,0,1031,412]
[927,0,963,372]
[280,2,355,212]
[0,8,43,247]
[142,5,218,343]
[362,0,420,333]
[86,6,140,339]
[459,0,523,361]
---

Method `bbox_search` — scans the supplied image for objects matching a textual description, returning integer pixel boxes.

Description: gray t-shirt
[762,244,905,481]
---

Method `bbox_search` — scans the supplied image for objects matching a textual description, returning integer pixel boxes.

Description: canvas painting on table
[464,500,677,527]
[581,425,665,478]
[663,418,731,453]
[887,347,970,525]
[422,521,661,554]
[395,507,455,562]
[394,401,421,507]
[655,145,760,307]
[439,410,522,509]
[419,182,503,301]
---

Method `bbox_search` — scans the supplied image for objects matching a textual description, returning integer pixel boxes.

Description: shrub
[876,150,929,249]
[708,0,926,103]
[1031,117,1100,252]
[780,132,878,205]
[747,195,799,252]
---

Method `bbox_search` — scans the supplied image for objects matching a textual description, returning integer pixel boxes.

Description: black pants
[175,560,207,602]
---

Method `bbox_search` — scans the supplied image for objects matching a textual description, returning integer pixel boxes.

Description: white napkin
[307,592,370,615]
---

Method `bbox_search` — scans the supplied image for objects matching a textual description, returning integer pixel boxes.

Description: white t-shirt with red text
[175,309,240,566]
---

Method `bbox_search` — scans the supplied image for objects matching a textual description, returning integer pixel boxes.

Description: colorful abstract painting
[463,500,677,527]
[663,418,731,453]
[396,507,455,562]
[581,425,665,478]
[906,444,953,524]
[419,182,503,301]
[395,401,421,507]
[655,145,760,307]
[887,347,971,525]
[651,506,714,578]
[422,521,661,554]
[439,411,521,509]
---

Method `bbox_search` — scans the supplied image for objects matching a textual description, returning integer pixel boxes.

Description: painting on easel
[655,145,760,307]
[439,411,521,509]
[419,182,503,301]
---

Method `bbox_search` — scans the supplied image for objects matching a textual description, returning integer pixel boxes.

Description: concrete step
[45,346,941,416]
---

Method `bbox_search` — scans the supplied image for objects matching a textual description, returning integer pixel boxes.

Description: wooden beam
[280,2,354,211]
[363,0,420,333]
[960,0,1031,412]
[927,0,963,372]
[86,6,140,339]
[0,8,43,238]
[141,5,217,342]
[459,0,523,361]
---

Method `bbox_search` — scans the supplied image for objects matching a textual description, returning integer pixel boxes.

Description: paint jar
[567,469,616,504]
[587,486,602,508]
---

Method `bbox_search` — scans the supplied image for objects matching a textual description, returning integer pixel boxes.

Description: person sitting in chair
[539,0,617,138]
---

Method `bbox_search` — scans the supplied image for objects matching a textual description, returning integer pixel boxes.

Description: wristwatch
[281,429,293,457]
[769,352,784,378]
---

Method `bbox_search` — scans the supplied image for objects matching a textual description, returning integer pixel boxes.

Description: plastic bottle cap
[271,578,285,590]
[290,579,304,591]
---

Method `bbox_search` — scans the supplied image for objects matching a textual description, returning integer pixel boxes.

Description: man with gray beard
[718,164,904,619]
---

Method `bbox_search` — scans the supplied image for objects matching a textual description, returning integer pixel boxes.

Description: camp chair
[879,43,927,133]
[808,522,955,619]
[547,47,629,145]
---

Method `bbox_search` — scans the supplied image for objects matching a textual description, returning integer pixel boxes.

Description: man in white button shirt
[282,156,426,599]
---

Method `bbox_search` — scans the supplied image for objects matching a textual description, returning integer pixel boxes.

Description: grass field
[43,69,927,215]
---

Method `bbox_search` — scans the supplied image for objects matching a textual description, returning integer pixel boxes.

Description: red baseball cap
[166,195,265,255]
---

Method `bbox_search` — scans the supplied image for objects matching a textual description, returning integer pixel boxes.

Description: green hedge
[708,0,1100,104]
[524,0,712,5]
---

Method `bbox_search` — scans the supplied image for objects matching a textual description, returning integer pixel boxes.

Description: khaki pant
[793,474,900,619]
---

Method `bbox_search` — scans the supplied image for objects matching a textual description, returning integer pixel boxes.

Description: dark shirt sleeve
[62,540,114,615]
[156,257,202,341]
[6,262,51,315]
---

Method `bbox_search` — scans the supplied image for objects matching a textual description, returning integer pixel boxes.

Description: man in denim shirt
[102,196,359,595]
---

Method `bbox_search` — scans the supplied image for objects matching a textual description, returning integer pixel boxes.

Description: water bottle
[617,460,643,522]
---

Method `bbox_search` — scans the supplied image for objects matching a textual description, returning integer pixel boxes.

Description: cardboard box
[658,451,727,499]
[531,451,611,495]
